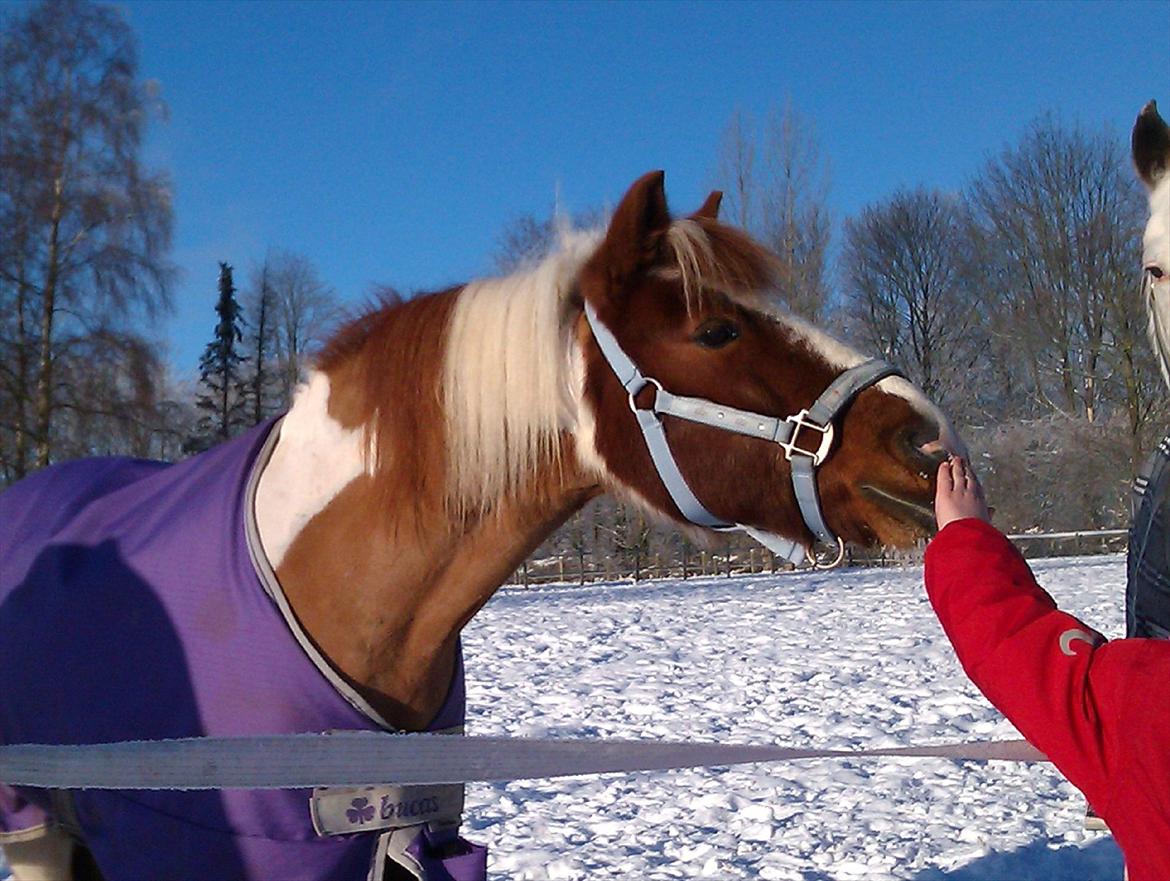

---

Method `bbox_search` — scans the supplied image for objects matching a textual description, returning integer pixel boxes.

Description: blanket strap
[0,732,1046,790]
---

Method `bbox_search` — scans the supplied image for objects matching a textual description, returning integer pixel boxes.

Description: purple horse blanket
[0,420,486,881]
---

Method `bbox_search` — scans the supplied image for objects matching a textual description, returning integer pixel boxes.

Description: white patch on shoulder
[254,372,370,568]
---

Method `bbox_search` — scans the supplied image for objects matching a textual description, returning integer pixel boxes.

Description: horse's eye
[1149,265,1166,281]
[694,320,740,349]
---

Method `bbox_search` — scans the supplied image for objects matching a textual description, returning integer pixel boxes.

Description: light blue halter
[584,301,902,568]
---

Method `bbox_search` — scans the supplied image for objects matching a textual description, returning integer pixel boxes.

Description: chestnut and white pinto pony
[1135,101,1170,381]
[2,171,960,881]
[265,171,957,731]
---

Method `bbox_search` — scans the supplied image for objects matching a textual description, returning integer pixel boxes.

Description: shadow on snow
[910,837,1123,880]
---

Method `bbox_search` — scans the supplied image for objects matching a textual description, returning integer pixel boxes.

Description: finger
[967,462,984,496]
[936,460,954,497]
[953,457,969,490]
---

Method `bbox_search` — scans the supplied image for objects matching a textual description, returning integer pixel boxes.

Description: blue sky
[92,1,1170,374]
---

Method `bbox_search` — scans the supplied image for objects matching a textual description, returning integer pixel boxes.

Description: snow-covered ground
[0,554,1127,880]
[460,554,1126,880]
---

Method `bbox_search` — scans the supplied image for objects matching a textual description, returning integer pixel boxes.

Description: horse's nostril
[901,425,949,475]
[918,444,950,469]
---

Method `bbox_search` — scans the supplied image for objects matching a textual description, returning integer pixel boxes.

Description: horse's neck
[254,370,598,730]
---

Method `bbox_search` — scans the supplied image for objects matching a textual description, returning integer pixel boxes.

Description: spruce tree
[188,262,248,452]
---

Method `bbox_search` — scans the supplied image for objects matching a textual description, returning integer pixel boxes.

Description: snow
[459,554,1126,880]
[0,554,1127,880]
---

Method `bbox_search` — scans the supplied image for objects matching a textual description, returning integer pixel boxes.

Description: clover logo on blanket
[346,797,375,825]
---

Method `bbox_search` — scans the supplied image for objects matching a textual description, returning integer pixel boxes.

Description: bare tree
[957,116,1158,530]
[975,412,1138,532]
[493,206,606,275]
[494,214,557,275]
[46,329,163,458]
[242,257,283,422]
[0,0,174,476]
[265,249,340,406]
[713,109,757,233]
[761,102,832,320]
[966,116,1152,438]
[841,188,979,411]
[711,103,831,320]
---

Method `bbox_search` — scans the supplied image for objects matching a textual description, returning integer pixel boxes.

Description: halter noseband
[584,300,902,568]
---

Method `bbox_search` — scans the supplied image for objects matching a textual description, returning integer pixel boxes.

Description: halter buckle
[781,410,835,466]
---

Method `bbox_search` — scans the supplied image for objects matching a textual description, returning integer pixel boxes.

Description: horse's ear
[1133,100,1170,189]
[593,170,671,285]
[693,191,723,220]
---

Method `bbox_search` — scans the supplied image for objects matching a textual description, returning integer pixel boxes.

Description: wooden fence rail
[507,529,1130,588]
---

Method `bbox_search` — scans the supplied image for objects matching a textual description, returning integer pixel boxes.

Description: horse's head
[574,171,962,559]
[1134,101,1170,381]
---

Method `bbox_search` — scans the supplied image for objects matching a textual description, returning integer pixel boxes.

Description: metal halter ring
[806,536,847,570]
[627,377,664,414]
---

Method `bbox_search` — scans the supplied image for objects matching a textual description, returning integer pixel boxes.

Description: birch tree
[0,0,173,476]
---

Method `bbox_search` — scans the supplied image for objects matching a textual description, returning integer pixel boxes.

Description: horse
[1127,102,1170,647]
[0,171,960,881]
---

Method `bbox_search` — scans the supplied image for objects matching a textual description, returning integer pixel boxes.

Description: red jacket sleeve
[923,519,1118,807]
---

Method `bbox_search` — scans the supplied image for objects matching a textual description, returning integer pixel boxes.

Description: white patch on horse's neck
[568,334,713,527]
[254,372,370,569]
[569,340,613,484]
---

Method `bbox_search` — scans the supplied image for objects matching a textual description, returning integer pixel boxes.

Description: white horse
[1134,100,1170,381]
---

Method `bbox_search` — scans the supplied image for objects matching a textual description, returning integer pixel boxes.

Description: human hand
[935,457,990,530]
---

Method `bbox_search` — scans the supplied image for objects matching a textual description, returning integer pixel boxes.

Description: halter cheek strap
[583,301,902,567]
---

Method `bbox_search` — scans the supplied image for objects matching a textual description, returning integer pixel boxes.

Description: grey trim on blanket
[0,820,54,844]
[243,419,397,732]
[242,420,473,879]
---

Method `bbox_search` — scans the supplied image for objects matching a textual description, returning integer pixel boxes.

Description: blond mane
[441,217,782,514]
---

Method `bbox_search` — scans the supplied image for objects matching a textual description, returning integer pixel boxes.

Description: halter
[584,301,902,568]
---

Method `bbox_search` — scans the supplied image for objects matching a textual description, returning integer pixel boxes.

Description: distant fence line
[507,529,1130,588]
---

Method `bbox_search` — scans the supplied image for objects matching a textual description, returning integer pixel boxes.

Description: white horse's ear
[1133,100,1170,189]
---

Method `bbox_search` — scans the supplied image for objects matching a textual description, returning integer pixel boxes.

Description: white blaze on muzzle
[584,301,903,568]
